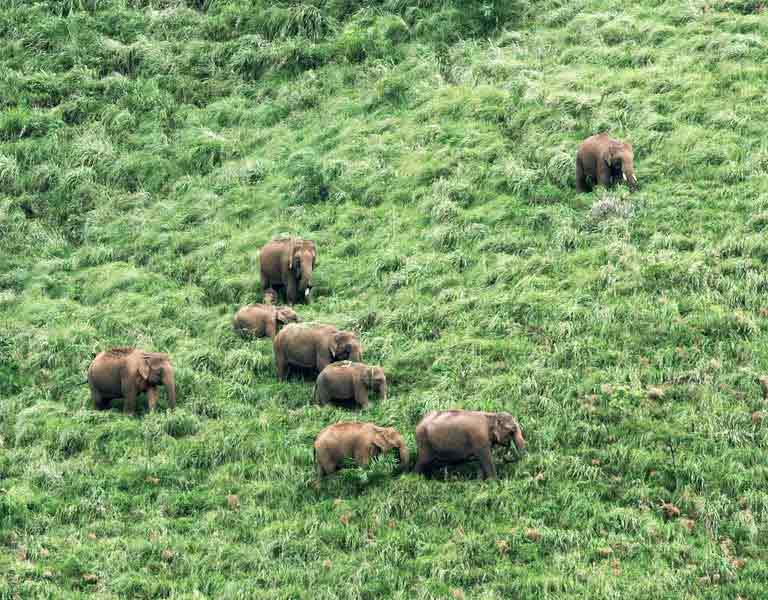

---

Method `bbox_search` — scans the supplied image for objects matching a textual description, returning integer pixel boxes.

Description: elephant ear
[360,367,373,386]
[489,416,505,444]
[373,430,393,451]
[138,357,150,382]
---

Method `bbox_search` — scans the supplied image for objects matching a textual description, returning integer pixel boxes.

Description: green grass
[2,0,768,597]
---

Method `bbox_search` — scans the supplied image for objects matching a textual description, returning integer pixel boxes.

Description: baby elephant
[233,303,300,339]
[314,422,409,477]
[314,362,387,409]
[414,410,526,480]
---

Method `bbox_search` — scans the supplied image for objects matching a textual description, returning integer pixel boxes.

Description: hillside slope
[2,0,768,597]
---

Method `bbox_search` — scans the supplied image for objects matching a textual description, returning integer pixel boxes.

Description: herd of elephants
[86,133,636,481]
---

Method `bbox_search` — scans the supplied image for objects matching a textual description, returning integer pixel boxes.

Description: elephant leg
[354,444,371,467]
[91,387,107,410]
[576,158,590,192]
[123,387,137,416]
[414,452,434,477]
[354,386,370,409]
[275,351,288,381]
[477,446,497,480]
[596,161,612,188]
[316,384,330,405]
[147,387,158,413]
[285,278,298,304]
[316,355,331,373]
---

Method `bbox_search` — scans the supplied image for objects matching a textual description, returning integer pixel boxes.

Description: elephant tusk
[305,288,310,297]
[622,172,628,181]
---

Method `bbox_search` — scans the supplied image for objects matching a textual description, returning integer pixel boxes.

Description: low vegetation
[2,0,768,597]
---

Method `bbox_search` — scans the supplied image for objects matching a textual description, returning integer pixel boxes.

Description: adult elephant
[87,348,176,416]
[259,237,317,304]
[576,133,638,193]
[314,361,387,409]
[273,323,362,380]
[233,303,300,339]
[414,410,525,480]
[314,422,409,477]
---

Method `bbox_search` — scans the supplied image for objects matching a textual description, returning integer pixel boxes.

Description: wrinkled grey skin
[414,410,526,480]
[314,361,387,409]
[314,421,409,477]
[259,238,317,304]
[233,304,300,339]
[576,133,638,193]
[273,323,362,380]
[88,348,176,416]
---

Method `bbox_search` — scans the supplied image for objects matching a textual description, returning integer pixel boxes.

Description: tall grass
[1,0,768,598]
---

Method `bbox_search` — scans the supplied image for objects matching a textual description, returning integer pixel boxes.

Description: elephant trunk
[349,344,363,363]
[512,428,526,455]
[298,260,313,298]
[163,367,176,409]
[623,161,638,192]
[379,381,388,402]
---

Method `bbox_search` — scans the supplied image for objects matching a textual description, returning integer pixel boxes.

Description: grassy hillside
[3,0,768,597]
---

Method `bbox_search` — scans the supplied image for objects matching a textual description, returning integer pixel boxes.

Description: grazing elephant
[233,304,300,339]
[314,362,387,409]
[273,323,362,380]
[87,348,176,416]
[414,410,525,480]
[576,133,638,193]
[259,237,317,304]
[314,422,409,477]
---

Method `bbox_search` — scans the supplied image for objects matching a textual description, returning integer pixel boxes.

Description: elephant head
[329,331,363,362]
[289,240,317,299]
[605,141,637,192]
[361,366,387,401]
[263,288,278,305]
[372,426,409,470]
[140,352,176,409]
[276,306,301,326]
[486,412,525,454]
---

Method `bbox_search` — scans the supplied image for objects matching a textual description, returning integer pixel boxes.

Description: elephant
[576,133,638,193]
[233,303,301,339]
[87,348,176,416]
[314,421,409,477]
[259,237,317,304]
[273,323,362,380]
[314,361,387,409]
[263,288,278,305]
[414,410,526,480]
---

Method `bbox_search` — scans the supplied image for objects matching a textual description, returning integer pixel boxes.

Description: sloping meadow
[2,0,768,597]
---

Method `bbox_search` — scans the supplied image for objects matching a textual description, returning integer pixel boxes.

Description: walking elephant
[576,133,638,193]
[233,303,301,339]
[273,323,362,380]
[314,362,387,409]
[314,422,409,477]
[87,348,176,416]
[259,237,317,304]
[414,410,525,480]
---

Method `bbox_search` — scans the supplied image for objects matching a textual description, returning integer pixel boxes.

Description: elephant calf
[576,133,638,193]
[314,362,387,409]
[273,323,362,380]
[314,422,409,477]
[414,410,526,480]
[88,348,176,416]
[233,303,300,339]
